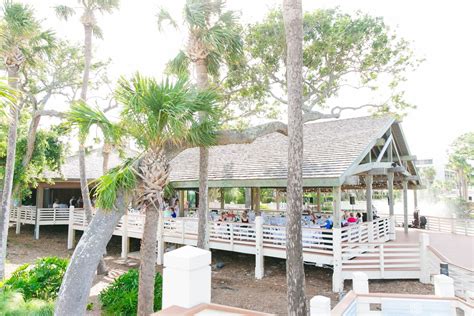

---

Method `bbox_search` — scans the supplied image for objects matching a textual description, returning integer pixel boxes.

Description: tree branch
[33,109,67,119]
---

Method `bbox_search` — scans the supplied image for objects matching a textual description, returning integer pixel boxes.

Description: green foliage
[448,132,474,180]
[3,257,68,301]
[99,269,163,315]
[232,8,420,117]
[93,158,137,210]
[0,290,54,316]
[115,74,220,150]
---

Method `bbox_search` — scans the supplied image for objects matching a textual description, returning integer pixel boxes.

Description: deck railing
[386,213,474,237]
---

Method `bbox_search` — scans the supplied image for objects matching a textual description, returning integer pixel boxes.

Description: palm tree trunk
[195,58,210,250]
[55,193,128,316]
[0,68,20,280]
[96,143,112,275]
[79,143,93,221]
[137,204,160,315]
[282,0,308,314]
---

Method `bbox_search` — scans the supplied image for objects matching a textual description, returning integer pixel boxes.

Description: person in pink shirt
[347,212,357,224]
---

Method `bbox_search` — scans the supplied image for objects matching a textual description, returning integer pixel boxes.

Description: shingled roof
[168,115,398,188]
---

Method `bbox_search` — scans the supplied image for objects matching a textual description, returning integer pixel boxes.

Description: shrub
[3,257,68,301]
[99,269,162,315]
[0,289,54,316]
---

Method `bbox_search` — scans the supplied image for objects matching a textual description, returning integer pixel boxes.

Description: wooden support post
[387,173,396,240]
[220,188,225,210]
[178,190,185,217]
[332,228,343,292]
[403,180,408,234]
[414,187,418,210]
[275,190,280,212]
[67,206,75,249]
[255,216,264,279]
[366,174,374,242]
[419,233,430,283]
[34,207,40,240]
[253,187,261,215]
[121,212,129,259]
[317,188,321,213]
[156,211,165,265]
[15,208,21,234]
[333,187,341,228]
[244,188,251,209]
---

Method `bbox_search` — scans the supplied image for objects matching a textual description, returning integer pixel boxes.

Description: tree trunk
[282,0,308,314]
[55,193,127,315]
[96,143,113,276]
[80,14,92,102]
[195,58,210,250]
[79,143,93,221]
[0,68,20,280]
[137,204,160,315]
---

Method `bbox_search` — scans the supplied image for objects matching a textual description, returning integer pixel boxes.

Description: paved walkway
[395,228,474,270]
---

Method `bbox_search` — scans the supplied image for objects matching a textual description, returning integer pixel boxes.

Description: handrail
[427,245,473,273]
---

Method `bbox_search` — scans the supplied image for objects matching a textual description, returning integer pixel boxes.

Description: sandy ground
[6,226,434,315]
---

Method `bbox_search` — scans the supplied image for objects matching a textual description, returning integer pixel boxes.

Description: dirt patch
[6,226,434,315]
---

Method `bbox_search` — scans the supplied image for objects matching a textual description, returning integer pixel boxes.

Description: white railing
[388,213,474,237]
[340,217,390,243]
[341,242,421,278]
[427,245,474,301]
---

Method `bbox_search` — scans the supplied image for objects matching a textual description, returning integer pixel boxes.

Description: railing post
[162,246,211,309]
[419,233,430,283]
[352,271,370,314]
[229,223,234,249]
[156,212,165,265]
[121,212,129,259]
[434,274,455,297]
[34,207,40,240]
[255,216,264,279]
[368,221,374,242]
[15,208,21,234]
[67,206,75,249]
[310,296,331,316]
[332,227,343,292]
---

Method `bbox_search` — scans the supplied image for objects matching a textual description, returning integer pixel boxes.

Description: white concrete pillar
[333,186,341,228]
[434,274,455,297]
[15,208,21,234]
[310,295,331,316]
[419,233,430,284]
[67,206,75,249]
[34,207,40,240]
[387,173,396,240]
[414,187,418,210]
[352,271,370,314]
[162,246,211,309]
[121,212,129,259]
[332,228,343,292]
[255,216,264,279]
[403,180,408,234]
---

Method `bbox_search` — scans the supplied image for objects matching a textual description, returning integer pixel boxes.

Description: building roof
[43,148,131,181]
[46,115,420,189]
[169,115,411,188]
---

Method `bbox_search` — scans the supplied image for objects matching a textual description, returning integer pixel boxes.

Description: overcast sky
[22,0,474,172]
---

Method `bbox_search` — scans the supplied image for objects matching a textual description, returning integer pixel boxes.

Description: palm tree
[115,74,218,314]
[55,0,119,223]
[0,1,54,280]
[282,0,308,314]
[158,0,243,249]
[55,74,219,315]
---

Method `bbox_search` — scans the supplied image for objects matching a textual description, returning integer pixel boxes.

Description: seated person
[323,216,333,229]
[170,207,177,218]
[356,212,363,224]
[347,212,357,224]
[241,210,249,223]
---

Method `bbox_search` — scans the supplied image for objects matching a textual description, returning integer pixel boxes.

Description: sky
[21,0,474,175]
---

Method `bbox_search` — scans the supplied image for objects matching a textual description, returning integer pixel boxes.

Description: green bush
[99,269,162,315]
[0,289,54,316]
[3,257,68,301]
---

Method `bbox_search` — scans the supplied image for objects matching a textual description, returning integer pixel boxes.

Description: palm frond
[92,24,103,40]
[93,0,120,14]
[165,50,190,76]
[93,157,138,210]
[2,1,38,38]
[54,5,76,21]
[115,73,219,149]
[157,7,178,31]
